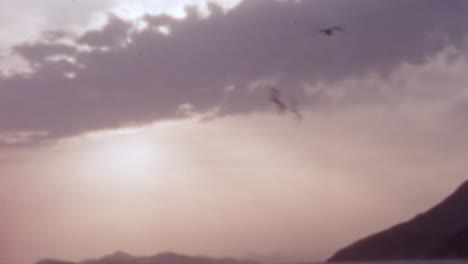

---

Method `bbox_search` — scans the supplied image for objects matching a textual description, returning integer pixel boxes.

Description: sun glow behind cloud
[69,124,177,189]
[92,136,155,176]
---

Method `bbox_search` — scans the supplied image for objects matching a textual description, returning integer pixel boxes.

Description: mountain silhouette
[430,224,468,259]
[328,180,468,262]
[36,252,259,264]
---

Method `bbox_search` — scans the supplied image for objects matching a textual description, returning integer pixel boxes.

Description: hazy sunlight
[89,134,161,185]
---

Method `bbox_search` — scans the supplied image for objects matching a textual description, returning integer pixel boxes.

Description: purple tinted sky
[1,1,468,264]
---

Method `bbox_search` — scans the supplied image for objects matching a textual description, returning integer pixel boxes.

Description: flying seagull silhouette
[319,26,344,36]
[270,87,287,113]
[308,26,344,37]
[269,88,302,120]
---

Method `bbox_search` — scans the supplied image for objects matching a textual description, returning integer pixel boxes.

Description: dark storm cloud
[1,0,467,144]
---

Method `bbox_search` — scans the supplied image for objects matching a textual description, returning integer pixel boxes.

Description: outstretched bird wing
[270,88,287,113]
[331,26,344,32]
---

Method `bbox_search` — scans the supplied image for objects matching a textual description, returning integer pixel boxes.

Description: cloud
[0,0,115,46]
[77,15,134,48]
[1,0,468,145]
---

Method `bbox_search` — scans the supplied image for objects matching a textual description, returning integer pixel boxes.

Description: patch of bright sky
[111,0,242,20]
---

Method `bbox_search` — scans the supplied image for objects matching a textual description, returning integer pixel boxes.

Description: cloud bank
[1,0,468,145]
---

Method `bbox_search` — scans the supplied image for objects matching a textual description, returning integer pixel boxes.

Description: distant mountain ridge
[36,181,468,264]
[328,180,468,262]
[36,252,259,264]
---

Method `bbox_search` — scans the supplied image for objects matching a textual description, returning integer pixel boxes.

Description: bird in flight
[270,87,288,113]
[308,26,345,37]
[269,87,302,121]
[319,26,344,36]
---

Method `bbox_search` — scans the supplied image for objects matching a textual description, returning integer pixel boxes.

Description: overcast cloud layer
[1,0,468,145]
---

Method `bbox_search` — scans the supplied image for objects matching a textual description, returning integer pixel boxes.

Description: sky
[1,0,468,264]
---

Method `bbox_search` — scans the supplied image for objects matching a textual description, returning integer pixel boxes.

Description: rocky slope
[328,180,468,261]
